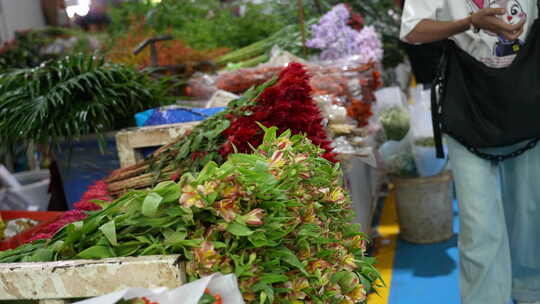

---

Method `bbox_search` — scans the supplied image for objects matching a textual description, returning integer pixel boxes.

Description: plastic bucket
[393,171,453,244]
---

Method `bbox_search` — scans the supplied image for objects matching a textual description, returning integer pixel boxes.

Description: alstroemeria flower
[197,180,218,196]
[179,185,206,209]
[347,285,367,302]
[347,235,367,254]
[215,221,229,231]
[214,198,238,222]
[308,259,332,273]
[222,183,241,199]
[243,208,265,226]
[324,187,346,204]
[341,254,358,272]
[285,277,310,299]
[302,207,318,224]
[269,150,286,168]
[294,153,309,163]
[328,243,348,259]
[299,172,311,179]
[192,241,221,270]
[276,137,293,150]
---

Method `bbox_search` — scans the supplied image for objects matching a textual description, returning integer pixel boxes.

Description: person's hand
[471,8,526,40]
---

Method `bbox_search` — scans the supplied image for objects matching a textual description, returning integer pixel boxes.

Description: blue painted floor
[388,203,461,304]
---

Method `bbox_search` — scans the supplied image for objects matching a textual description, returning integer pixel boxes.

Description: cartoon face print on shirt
[467,0,527,57]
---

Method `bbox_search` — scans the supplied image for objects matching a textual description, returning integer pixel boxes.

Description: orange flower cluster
[105,19,229,71]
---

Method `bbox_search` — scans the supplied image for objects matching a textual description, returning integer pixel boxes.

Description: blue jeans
[447,136,540,304]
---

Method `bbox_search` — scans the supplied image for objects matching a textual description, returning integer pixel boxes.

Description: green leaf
[248,231,276,247]
[153,181,181,203]
[99,220,118,246]
[115,244,142,257]
[297,224,322,238]
[259,273,289,284]
[76,246,114,259]
[24,248,55,262]
[268,247,308,276]
[227,222,254,236]
[197,161,218,183]
[142,192,163,217]
[64,221,84,245]
[164,231,187,245]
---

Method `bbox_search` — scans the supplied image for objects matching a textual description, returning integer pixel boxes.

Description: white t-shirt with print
[400,0,538,68]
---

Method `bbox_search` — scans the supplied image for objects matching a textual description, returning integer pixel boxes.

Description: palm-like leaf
[0,53,169,148]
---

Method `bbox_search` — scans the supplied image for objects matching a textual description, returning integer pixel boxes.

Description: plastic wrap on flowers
[74,273,241,304]
[186,55,381,131]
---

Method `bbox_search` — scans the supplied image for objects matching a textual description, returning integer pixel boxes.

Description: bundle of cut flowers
[0,127,379,304]
[306,4,383,62]
[214,4,382,68]
[105,63,336,197]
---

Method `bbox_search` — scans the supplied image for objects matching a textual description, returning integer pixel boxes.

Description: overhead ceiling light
[66,0,91,18]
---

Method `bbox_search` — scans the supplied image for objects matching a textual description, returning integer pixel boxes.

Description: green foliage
[0,27,94,72]
[0,53,170,148]
[149,78,276,176]
[0,128,379,303]
[107,0,286,51]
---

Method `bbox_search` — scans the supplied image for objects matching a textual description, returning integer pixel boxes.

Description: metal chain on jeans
[462,138,540,162]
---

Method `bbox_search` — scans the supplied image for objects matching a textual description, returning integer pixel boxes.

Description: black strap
[431,42,448,159]
[431,41,539,163]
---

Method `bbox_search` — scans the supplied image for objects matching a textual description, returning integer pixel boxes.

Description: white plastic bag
[408,86,448,177]
[73,273,244,304]
[373,87,411,142]
[408,86,433,139]
[378,131,417,177]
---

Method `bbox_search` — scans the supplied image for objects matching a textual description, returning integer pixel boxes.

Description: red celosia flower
[24,180,111,243]
[219,63,337,162]
[73,201,102,211]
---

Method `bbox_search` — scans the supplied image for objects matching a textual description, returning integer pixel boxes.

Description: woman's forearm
[405,17,472,44]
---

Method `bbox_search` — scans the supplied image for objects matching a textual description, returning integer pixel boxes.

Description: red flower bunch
[73,180,110,211]
[25,180,111,243]
[26,209,88,243]
[344,3,365,31]
[347,99,373,127]
[360,70,383,103]
[219,63,337,162]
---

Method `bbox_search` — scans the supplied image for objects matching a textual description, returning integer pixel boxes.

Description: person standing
[401,1,540,304]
